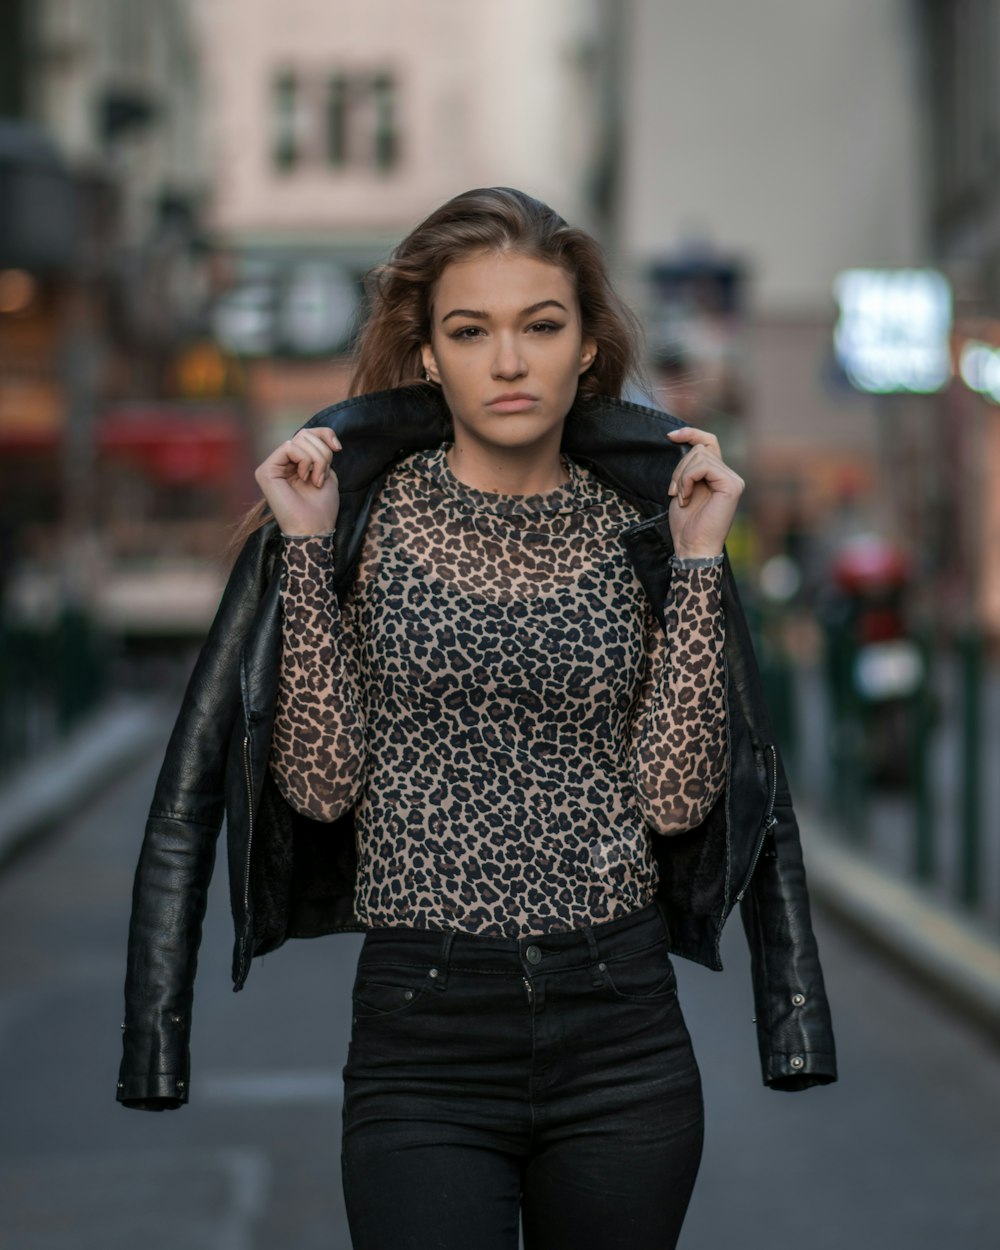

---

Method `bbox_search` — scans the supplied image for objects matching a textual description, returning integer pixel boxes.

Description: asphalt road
[1,722,998,1249]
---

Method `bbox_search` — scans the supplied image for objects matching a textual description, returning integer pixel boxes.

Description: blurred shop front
[0,122,85,472]
[0,116,253,622]
[210,244,376,452]
[949,323,1000,649]
[0,119,256,776]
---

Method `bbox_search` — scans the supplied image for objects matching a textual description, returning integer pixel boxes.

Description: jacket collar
[302,383,685,519]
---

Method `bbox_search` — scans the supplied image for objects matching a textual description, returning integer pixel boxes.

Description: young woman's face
[421,250,596,454]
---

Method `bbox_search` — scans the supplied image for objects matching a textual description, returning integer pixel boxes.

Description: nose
[491,334,526,381]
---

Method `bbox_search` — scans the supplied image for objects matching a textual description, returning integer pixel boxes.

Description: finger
[294,429,337,484]
[306,427,343,474]
[279,442,306,484]
[277,439,319,484]
[668,447,708,500]
[667,426,721,455]
[293,428,333,455]
[673,452,737,506]
[301,425,342,454]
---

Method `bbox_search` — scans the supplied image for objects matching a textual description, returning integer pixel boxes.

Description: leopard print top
[269,442,727,937]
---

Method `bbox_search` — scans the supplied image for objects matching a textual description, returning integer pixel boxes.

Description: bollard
[909,624,934,884]
[55,604,107,733]
[754,607,798,783]
[957,627,982,908]
[823,607,869,840]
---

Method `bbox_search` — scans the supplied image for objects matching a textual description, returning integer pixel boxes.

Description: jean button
[525,945,542,965]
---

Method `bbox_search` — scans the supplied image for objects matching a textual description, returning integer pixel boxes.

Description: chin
[463,412,563,443]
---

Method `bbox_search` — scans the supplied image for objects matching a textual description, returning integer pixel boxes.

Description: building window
[272,72,301,171]
[371,73,399,173]
[271,68,400,175]
[326,74,350,167]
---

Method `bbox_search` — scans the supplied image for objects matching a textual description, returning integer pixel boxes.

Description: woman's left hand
[666,427,745,560]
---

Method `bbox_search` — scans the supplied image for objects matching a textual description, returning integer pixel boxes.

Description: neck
[446,437,569,496]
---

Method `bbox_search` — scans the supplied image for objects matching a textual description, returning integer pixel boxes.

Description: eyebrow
[440,299,569,324]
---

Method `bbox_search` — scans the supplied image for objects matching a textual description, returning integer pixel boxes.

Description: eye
[527,321,563,334]
[449,326,485,341]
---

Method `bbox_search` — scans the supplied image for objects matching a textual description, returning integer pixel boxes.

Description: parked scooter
[823,535,924,789]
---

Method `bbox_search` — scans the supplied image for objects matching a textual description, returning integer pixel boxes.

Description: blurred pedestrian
[117,187,836,1250]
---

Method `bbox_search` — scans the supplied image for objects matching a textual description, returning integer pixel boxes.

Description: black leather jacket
[117,384,837,1110]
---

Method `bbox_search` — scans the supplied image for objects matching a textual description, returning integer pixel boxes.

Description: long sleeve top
[268,442,727,937]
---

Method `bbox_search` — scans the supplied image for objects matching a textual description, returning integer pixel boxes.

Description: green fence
[0,607,110,780]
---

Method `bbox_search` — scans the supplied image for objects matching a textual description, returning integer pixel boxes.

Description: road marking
[216,1148,271,1250]
[202,1069,344,1106]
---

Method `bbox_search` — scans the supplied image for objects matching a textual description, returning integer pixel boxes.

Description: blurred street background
[1,1,998,1247]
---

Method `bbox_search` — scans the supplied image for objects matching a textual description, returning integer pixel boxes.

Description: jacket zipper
[240,733,255,972]
[735,743,778,903]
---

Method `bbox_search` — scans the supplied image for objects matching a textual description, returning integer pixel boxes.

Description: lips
[486,392,539,413]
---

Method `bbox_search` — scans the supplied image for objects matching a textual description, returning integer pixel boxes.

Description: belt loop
[582,925,605,990]
[583,924,605,986]
[433,931,455,990]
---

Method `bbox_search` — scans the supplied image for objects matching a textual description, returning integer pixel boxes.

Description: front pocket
[352,975,429,1020]
[602,940,677,1002]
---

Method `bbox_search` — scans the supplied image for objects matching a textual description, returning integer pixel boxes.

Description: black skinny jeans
[341,902,704,1249]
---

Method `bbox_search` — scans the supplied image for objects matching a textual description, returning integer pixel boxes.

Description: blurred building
[922,0,1000,639]
[0,0,250,640]
[617,0,930,580]
[192,0,614,446]
[0,0,209,435]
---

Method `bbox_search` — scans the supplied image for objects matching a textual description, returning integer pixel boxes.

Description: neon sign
[833,269,952,394]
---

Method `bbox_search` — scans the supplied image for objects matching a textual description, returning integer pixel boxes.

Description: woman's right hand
[254,426,343,535]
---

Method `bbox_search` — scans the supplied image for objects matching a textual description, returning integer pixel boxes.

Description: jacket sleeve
[629,562,728,834]
[268,533,368,822]
[117,523,279,1110]
[722,561,838,1091]
[740,788,839,1091]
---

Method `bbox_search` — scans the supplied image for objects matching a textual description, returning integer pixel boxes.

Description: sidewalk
[0,698,168,870]
[802,811,1000,1041]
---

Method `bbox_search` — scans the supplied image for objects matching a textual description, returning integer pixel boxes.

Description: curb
[803,818,1000,1041]
[0,699,168,870]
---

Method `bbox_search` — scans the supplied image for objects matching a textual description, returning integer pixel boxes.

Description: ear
[578,337,598,375]
[420,344,440,384]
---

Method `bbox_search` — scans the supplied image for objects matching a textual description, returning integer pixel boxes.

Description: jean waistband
[358,901,671,980]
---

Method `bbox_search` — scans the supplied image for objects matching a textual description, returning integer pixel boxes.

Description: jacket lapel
[301,383,687,599]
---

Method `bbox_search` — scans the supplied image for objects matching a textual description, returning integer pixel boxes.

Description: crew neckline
[417,443,594,518]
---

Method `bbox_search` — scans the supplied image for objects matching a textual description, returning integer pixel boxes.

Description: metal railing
[754,604,1000,930]
[0,607,110,780]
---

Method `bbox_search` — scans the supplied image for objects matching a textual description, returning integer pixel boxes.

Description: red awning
[98,407,246,485]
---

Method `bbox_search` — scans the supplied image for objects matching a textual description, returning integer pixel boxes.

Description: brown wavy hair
[227,186,643,557]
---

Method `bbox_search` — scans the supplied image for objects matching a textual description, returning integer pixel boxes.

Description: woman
[117,188,836,1250]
